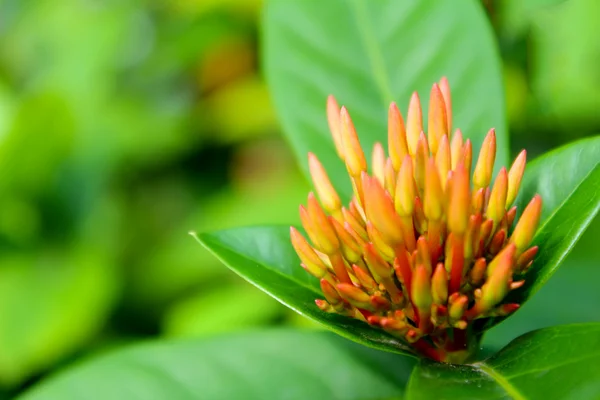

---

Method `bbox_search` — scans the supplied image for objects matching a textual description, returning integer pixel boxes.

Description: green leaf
[407,323,600,400]
[483,247,600,350]
[0,249,117,387]
[479,137,600,332]
[194,226,414,355]
[511,138,600,299]
[483,137,600,345]
[515,135,600,222]
[21,330,415,400]
[162,284,284,338]
[264,0,507,201]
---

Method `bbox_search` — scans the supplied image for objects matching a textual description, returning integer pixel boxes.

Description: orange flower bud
[510,194,542,253]
[384,158,397,197]
[340,106,367,177]
[414,132,429,193]
[428,83,448,154]
[352,265,378,293]
[290,227,327,278]
[416,236,433,275]
[364,243,393,280]
[469,257,487,286]
[327,95,344,159]
[315,299,334,312]
[473,129,496,189]
[462,139,473,175]
[435,135,451,190]
[507,150,527,206]
[341,207,368,241]
[308,153,341,213]
[439,77,452,132]
[479,244,516,311]
[320,279,343,306]
[464,214,482,261]
[395,156,416,217]
[424,158,443,221]
[448,293,468,322]
[388,102,409,170]
[450,129,463,169]
[448,164,470,234]
[431,263,448,305]
[506,206,517,227]
[407,92,423,155]
[330,217,361,263]
[486,167,508,226]
[372,142,386,186]
[307,193,339,254]
[299,205,321,250]
[366,221,395,261]
[337,283,372,310]
[516,246,538,271]
[486,243,516,280]
[411,264,432,311]
[363,175,404,246]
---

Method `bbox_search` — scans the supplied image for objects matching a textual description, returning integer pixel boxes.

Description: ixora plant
[292,82,541,364]
[18,1,599,399]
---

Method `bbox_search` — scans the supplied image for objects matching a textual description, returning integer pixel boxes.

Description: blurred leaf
[499,0,567,39]
[0,92,74,195]
[162,284,283,338]
[0,249,118,387]
[195,226,414,356]
[205,76,278,143]
[531,0,600,126]
[407,323,600,400]
[21,330,415,400]
[131,151,309,309]
[264,0,507,201]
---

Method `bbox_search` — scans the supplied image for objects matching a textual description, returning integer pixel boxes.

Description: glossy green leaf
[194,226,414,355]
[407,323,600,400]
[483,214,600,350]
[264,0,507,200]
[511,138,600,297]
[480,137,600,332]
[21,330,415,400]
[515,136,600,221]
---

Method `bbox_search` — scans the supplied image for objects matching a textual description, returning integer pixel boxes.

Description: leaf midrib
[474,362,528,400]
[350,0,394,106]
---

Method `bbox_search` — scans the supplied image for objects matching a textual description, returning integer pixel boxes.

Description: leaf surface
[264,0,507,200]
[195,227,414,355]
[21,330,415,400]
[407,323,600,400]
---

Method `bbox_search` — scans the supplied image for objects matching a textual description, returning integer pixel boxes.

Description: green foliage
[0,249,117,387]
[264,0,508,201]
[483,216,600,349]
[2,0,600,397]
[194,138,600,353]
[408,323,600,399]
[19,330,415,400]
[19,324,600,399]
[195,228,413,355]
[480,137,600,331]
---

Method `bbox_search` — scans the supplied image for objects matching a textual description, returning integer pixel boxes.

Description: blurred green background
[0,0,597,397]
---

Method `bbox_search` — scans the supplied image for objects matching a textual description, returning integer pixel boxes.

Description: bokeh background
[0,0,598,397]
